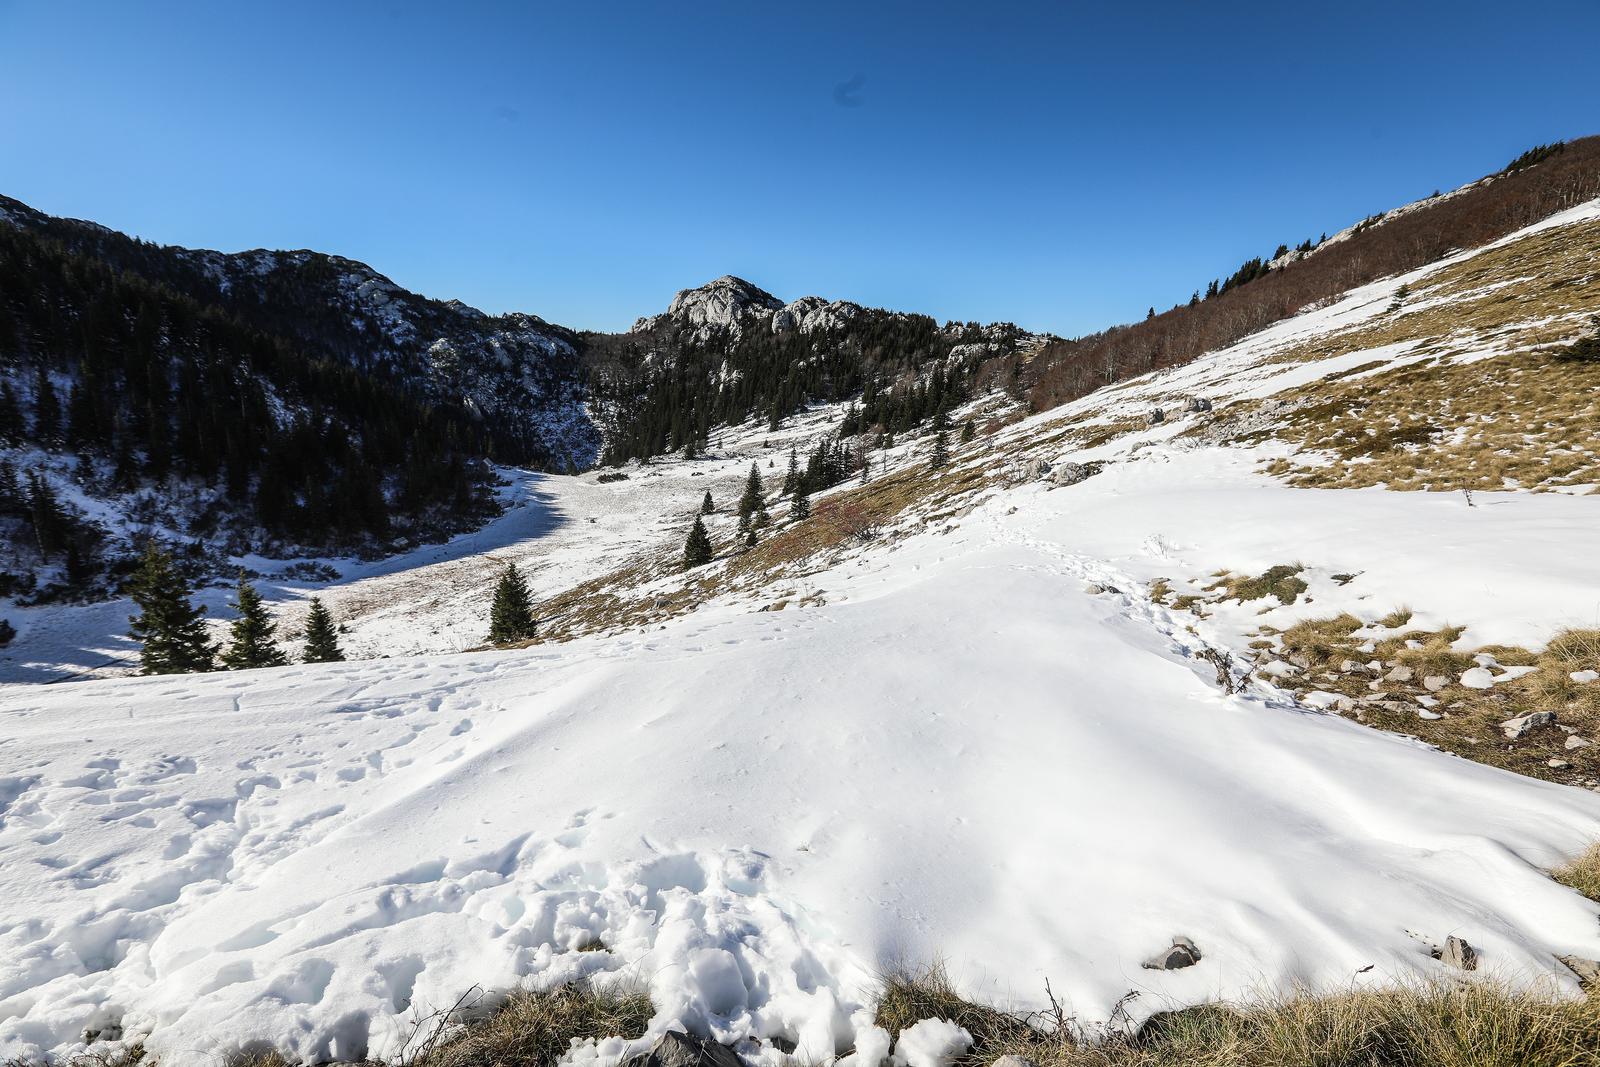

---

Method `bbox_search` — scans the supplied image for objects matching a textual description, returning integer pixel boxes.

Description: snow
[3,477,1600,1065]
[890,1021,971,1067]
[6,193,1600,1066]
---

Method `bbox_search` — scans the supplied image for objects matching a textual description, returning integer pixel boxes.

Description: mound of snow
[2,484,1598,1066]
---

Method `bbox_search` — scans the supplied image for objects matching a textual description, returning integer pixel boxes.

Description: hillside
[0,195,597,609]
[3,151,1600,1065]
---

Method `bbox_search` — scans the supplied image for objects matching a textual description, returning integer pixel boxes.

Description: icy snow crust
[3,481,1600,1064]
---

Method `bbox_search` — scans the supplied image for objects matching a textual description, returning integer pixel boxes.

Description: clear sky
[2,1,1597,337]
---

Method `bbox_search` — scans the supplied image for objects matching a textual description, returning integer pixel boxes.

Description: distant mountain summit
[632,275,783,338]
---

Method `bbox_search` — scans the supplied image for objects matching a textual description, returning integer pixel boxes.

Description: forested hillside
[0,196,595,605]
[584,276,1046,463]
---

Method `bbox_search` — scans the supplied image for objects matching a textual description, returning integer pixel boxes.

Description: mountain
[5,189,1600,1063]
[0,195,597,605]
[588,276,1052,464]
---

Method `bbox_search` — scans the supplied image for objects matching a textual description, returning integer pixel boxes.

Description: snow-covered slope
[4,191,1600,1067]
[3,480,1599,1067]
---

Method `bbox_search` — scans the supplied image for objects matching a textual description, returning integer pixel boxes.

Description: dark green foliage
[301,597,345,663]
[0,199,514,558]
[221,572,288,670]
[930,429,950,469]
[700,490,714,514]
[682,515,713,569]
[781,447,800,496]
[960,419,975,443]
[127,542,216,675]
[25,471,70,559]
[737,463,764,520]
[1502,141,1566,175]
[587,307,1011,465]
[488,562,537,644]
[790,488,811,520]
[0,617,14,647]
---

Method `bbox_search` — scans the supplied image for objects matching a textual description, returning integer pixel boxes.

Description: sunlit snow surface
[3,480,1599,1064]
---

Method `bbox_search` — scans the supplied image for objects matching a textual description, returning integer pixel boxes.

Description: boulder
[1423,675,1448,692]
[1439,935,1478,971]
[1142,935,1202,970]
[1187,397,1213,413]
[621,1032,742,1067]
[1050,461,1098,487]
[1148,409,1166,425]
[1567,735,1593,751]
[1385,665,1414,683]
[1501,711,1557,740]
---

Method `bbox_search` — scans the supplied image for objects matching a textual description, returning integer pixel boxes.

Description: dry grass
[873,967,1600,1067]
[418,984,652,1067]
[1209,565,1309,606]
[1203,216,1600,493]
[1552,842,1600,903]
[1249,617,1600,786]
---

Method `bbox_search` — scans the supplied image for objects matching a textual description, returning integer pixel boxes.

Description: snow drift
[3,483,1598,1065]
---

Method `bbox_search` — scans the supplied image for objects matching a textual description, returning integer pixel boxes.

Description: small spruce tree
[302,598,345,663]
[737,463,764,520]
[930,429,950,469]
[781,447,800,496]
[701,490,714,515]
[790,488,811,520]
[222,572,288,670]
[488,562,537,644]
[960,420,976,444]
[683,515,714,569]
[128,542,216,675]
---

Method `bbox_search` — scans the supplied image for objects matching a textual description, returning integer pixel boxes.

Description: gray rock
[1423,675,1448,692]
[1567,735,1593,751]
[621,1032,742,1067]
[1141,935,1202,970]
[1559,955,1600,984]
[1187,397,1213,413]
[1385,665,1415,683]
[1148,409,1166,425]
[1549,758,1572,770]
[1501,711,1557,740]
[1438,935,1478,971]
[1050,462,1095,487]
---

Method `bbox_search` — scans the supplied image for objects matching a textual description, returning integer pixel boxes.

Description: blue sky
[2,1,1597,337]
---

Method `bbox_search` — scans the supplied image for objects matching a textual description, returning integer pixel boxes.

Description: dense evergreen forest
[583,311,1033,464]
[0,199,588,604]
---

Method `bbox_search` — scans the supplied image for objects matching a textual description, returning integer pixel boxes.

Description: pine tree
[488,562,537,644]
[221,572,288,669]
[781,447,800,496]
[127,542,215,675]
[32,368,60,443]
[302,598,345,663]
[790,488,811,520]
[737,462,764,520]
[960,420,976,444]
[700,490,714,515]
[683,515,713,569]
[930,429,950,470]
[744,525,757,549]
[26,471,70,558]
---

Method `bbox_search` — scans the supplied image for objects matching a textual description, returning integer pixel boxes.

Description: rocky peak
[632,275,784,338]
